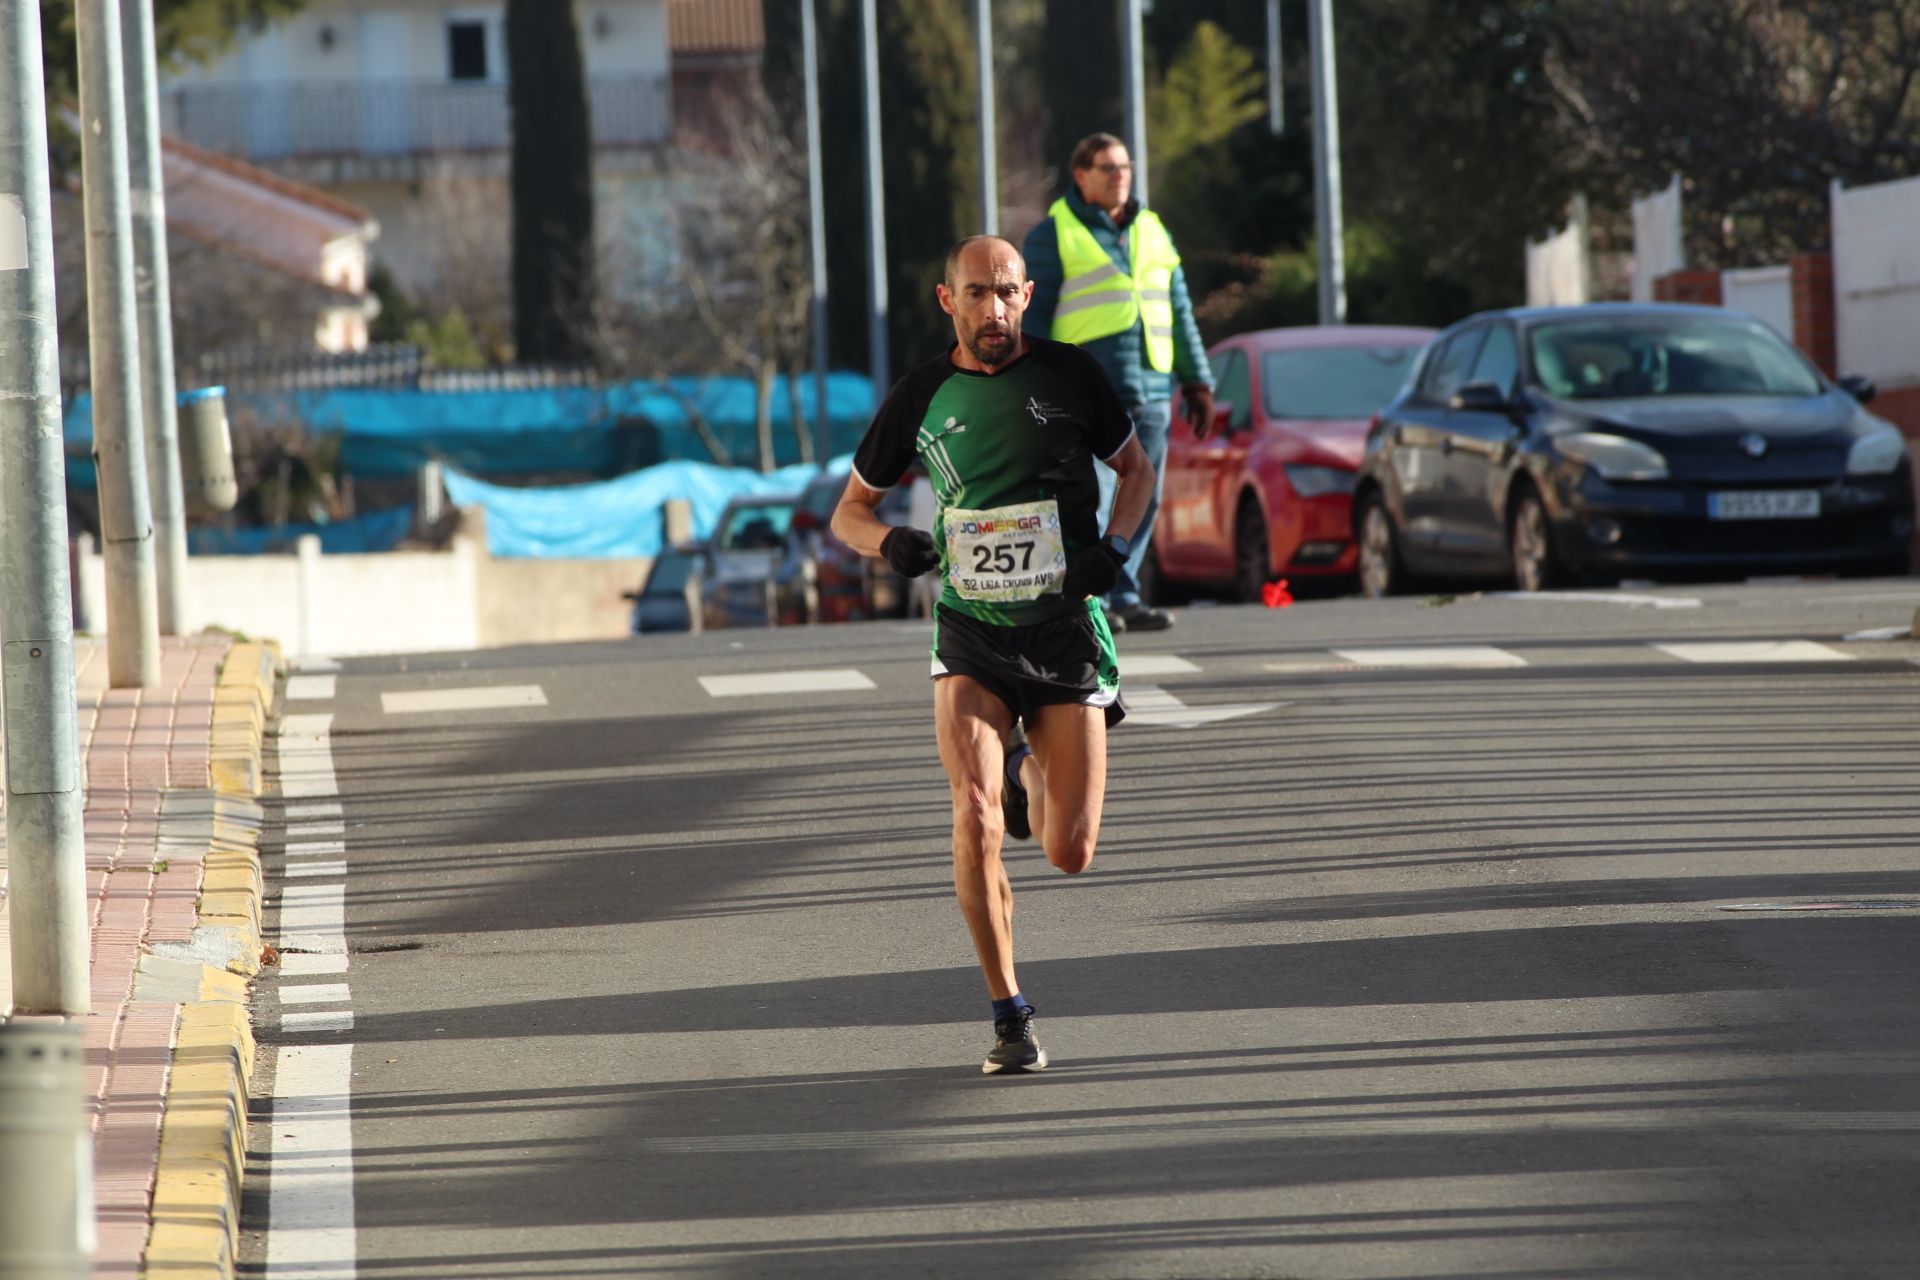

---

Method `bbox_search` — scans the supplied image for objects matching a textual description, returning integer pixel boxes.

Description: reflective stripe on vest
[1048,198,1180,372]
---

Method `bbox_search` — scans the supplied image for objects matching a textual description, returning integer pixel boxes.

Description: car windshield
[718,502,794,550]
[643,549,695,594]
[1262,345,1422,419]
[1528,314,1824,400]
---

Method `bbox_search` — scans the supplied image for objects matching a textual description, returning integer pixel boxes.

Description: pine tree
[505,0,596,365]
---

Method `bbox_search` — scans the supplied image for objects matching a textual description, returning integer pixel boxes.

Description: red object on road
[1262,578,1294,609]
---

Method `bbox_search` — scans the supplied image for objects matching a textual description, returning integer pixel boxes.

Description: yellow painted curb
[142,638,281,1280]
[143,999,255,1277]
[209,641,281,797]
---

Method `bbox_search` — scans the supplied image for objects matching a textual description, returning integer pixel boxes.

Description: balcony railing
[160,75,671,161]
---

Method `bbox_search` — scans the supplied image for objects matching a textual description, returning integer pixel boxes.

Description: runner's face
[939,247,1032,370]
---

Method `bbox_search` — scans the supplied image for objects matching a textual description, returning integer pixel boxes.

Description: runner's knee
[1045,835,1094,875]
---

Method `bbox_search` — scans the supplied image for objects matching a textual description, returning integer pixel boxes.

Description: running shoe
[1002,732,1032,842]
[982,1005,1048,1074]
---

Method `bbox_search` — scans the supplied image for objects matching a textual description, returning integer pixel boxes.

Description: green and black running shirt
[853,337,1135,626]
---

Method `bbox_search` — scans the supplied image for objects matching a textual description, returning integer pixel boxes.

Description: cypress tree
[505,0,596,365]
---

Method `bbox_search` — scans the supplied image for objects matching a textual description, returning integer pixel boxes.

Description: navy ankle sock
[992,994,1032,1020]
[1005,744,1031,791]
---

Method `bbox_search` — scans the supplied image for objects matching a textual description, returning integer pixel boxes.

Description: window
[1213,350,1251,431]
[1419,328,1486,403]
[1261,344,1422,419]
[1468,325,1518,396]
[447,20,488,81]
[1527,314,1823,400]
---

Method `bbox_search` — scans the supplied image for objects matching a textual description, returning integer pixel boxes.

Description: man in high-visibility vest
[1023,131,1214,633]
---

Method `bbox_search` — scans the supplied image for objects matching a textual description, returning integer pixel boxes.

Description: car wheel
[1356,493,1409,599]
[1234,500,1271,604]
[1508,487,1567,592]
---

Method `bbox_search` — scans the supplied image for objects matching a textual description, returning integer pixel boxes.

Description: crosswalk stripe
[1655,641,1854,664]
[381,685,547,714]
[700,669,877,697]
[1122,654,1201,677]
[1332,646,1529,669]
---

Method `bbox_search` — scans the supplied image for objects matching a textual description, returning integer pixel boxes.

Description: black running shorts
[931,601,1126,728]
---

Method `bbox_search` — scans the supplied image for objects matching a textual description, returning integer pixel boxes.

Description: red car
[1150,324,1437,601]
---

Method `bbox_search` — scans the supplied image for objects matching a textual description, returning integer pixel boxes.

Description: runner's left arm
[1103,433,1155,546]
[831,471,894,559]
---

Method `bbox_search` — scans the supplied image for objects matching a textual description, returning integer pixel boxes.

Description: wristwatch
[1101,532,1130,564]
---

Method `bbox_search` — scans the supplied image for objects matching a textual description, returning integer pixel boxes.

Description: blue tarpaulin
[63,373,876,480]
[442,456,851,559]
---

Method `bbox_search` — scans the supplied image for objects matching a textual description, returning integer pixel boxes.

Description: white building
[158,0,761,300]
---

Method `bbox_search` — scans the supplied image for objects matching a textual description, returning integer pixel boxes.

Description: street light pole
[1307,0,1347,324]
[2,0,92,1019]
[1119,0,1147,206]
[122,0,189,636]
[974,0,997,235]
[799,0,829,457]
[75,0,162,686]
[859,0,888,393]
[1267,0,1284,135]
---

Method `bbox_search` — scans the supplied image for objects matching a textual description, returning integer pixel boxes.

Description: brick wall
[1790,254,1837,377]
[1652,270,1724,306]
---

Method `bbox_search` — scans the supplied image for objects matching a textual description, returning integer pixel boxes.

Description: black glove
[880,526,940,577]
[1062,541,1124,600]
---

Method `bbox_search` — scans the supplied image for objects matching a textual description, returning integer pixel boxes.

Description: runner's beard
[967,323,1017,368]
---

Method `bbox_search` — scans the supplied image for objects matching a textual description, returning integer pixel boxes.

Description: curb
[143,639,281,1279]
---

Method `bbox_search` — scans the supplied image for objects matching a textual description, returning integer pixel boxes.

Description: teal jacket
[1020,187,1213,407]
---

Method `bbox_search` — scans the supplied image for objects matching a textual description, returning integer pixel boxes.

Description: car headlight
[1846,424,1908,476]
[1556,432,1669,481]
[1283,464,1356,497]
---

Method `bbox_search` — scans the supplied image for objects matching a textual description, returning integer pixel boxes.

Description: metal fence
[160,74,672,160]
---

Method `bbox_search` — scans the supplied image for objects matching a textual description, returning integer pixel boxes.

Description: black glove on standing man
[881,527,941,577]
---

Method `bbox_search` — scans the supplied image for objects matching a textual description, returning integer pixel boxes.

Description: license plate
[1708,490,1821,520]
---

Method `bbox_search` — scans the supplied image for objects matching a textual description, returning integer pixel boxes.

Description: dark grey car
[1352,303,1915,594]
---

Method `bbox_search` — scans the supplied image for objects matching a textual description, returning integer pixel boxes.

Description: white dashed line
[279,715,338,799]
[1655,641,1854,663]
[287,822,346,839]
[1332,646,1529,669]
[1122,654,1201,677]
[279,954,349,977]
[280,1010,355,1034]
[286,840,346,859]
[381,685,548,714]
[286,862,348,879]
[1488,591,1702,609]
[285,801,343,821]
[285,674,337,701]
[699,669,877,697]
[280,984,351,1006]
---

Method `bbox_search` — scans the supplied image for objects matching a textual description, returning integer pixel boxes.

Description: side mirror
[1449,381,1512,414]
[1839,374,1877,405]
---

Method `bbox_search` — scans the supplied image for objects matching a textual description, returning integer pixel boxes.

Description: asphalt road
[239,578,1920,1279]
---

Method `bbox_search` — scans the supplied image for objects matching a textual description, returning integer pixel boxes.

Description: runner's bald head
[945,236,1025,288]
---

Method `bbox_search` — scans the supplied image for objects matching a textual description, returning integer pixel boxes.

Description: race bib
[943,499,1066,602]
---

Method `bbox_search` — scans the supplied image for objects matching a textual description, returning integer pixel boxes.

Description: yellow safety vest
[1047,198,1180,372]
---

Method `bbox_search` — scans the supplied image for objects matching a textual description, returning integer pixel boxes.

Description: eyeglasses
[1091,162,1134,174]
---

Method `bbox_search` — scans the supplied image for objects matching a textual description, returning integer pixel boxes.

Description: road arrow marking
[1126,683,1279,729]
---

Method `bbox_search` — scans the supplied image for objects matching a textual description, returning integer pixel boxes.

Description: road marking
[1655,641,1854,664]
[1332,645,1529,669]
[280,715,337,800]
[699,669,877,697]
[267,1044,357,1275]
[1127,684,1279,729]
[381,684,548,714]
[286,862,348,879]
[270,689,357,1280]
[280,884,346,956]
[280,953,348,977]
[1121,654,1201,677]
[289,655,341,673]
[1488,591,1702,609]
[285,674,337,701]
[285,840,346,859]
[287,821,345,839]
[1844,625,1910,641]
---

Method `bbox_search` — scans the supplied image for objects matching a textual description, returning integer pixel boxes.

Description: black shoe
[1116,603,1173,632]
[1002,733,1032,842]
[1100,604,1126,634]
[982,1006,1048,1074]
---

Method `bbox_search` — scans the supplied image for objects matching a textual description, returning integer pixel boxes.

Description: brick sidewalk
[0,634,272,1279]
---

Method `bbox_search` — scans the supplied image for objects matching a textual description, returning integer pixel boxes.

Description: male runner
[832,235,1156,1074]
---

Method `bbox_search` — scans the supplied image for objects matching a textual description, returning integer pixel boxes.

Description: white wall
[1630,173,1684,303]
[1832,174,1920,390]
[1722,265,1793,340]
